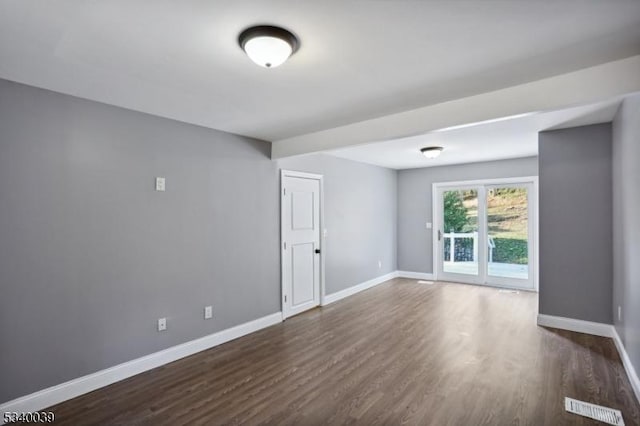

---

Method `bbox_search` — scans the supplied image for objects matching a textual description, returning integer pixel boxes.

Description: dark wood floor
[42,279,639,425]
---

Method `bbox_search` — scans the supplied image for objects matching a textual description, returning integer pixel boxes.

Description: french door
[434,178,536,290]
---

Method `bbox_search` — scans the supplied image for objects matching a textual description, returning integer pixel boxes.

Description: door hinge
[283,241,287,250]
[438,230,442,241]
[284,295,287,302]
[283,187,286,196]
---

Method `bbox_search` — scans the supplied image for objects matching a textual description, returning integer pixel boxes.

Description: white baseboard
[612,327,640,404]
[537,314,640,404]
[397,271,435,280]
[321,271,399,306]
[536,314,614,337]
[0,312,283,421]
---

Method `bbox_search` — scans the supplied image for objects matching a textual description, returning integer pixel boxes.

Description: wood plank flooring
[41,279,639,425]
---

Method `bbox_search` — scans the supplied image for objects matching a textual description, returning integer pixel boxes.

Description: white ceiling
[328,98,624,169]
[1,0,640,143]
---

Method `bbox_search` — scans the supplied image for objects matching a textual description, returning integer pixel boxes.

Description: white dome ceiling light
[421,146,444,159]
[238,25,299,68]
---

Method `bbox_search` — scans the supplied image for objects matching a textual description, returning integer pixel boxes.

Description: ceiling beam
[272,55,640,159]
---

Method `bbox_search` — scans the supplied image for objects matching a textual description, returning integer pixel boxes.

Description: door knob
[315,249,321,254]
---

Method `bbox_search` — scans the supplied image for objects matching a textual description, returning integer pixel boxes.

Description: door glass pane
[443,189,479,276]
[487,187,529,279]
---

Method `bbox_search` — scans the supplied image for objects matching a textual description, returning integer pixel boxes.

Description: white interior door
[434,178,537,291]
[281,170,322,319]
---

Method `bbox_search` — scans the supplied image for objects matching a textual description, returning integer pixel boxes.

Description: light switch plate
[426,222,432,229]
[155,177,166,192]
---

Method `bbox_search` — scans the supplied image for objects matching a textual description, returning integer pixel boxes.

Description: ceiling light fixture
[421,146,444,159]
[238,25,299,68]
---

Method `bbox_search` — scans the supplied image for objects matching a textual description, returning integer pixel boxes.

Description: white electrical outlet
[157,317,167,331]
[618,306,622,322]
[426,222,432,229]
[204,306,213,320]
[378,260,382,269]
[155,177,166,192]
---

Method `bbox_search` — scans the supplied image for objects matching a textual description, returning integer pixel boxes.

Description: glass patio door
[485,184,534,289]
[437,186,486,285]
[435,181,535,290]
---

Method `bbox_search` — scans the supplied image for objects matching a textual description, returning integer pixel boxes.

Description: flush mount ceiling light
[420,146,444,159]
[238,25,299,68]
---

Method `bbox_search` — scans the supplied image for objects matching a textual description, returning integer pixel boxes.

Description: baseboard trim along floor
[1,271,404,417]
[0,312,284,420]
[537,313,640,404]
[321,271,399,305]
[612,327,640,405]
[6,280,638,421]
[397,271,435,280]
[537,314,614,337]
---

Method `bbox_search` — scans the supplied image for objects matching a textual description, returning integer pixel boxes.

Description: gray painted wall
[2,74,626,406]
[397,157,538,273]
[0,79,281,402]
[538,124,612,323]
[277,154,397,295]
[613,95,640,374]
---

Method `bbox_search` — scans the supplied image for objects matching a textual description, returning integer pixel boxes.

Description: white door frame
[280,169,325,320]
[432,176,539,292]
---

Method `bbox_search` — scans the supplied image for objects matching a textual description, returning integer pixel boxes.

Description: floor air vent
[417,280,434,285]
[498,289,519,294]
[565,397,624,425]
